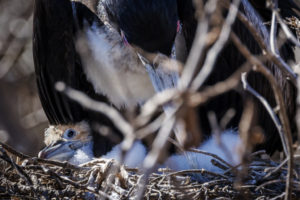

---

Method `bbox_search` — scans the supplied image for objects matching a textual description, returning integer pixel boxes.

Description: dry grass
[1,143,300,199]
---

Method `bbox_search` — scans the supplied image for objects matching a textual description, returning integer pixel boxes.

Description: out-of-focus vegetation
[0,0,47,155]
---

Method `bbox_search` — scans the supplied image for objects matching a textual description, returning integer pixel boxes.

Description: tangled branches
[1,143,300,199]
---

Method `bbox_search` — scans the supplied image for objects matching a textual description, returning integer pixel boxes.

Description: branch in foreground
[241,72,293,200]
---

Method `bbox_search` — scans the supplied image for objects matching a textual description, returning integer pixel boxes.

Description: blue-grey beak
[137,52,179,93]
[38,140,84,162]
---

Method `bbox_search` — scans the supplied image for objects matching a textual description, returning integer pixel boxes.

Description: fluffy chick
[38,121,94,165]
[38,122,147,167]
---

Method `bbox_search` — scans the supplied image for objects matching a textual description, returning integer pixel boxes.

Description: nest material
[1,144,299,200]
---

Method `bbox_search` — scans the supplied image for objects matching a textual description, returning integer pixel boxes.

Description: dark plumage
[33,0,101,125]
[104,0,178,55]
[33,0,122,157]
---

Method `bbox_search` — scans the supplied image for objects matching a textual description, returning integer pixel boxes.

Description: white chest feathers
[69,142,94,165]
[76,24,155,108]
[102,140,147,168]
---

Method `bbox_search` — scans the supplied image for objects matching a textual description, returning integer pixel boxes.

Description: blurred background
[0,0,47,155]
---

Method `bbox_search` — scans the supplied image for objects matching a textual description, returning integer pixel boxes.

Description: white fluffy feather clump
[102,141,147,168]
[163,130,241,178]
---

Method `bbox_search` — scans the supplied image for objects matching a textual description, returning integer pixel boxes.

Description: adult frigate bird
[33,0,124,158]
[34,0,299,169]
[33,0,180,161]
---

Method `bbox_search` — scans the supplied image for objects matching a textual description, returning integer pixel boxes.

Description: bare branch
[191,0,241,91]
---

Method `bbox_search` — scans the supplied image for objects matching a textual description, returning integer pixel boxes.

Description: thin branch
[270,0,279,55]
[191,0,241,91]
[55,82,134,140]
[187,148,233,168]
[232,24,295,197]
[179,0,217,89]
[241,72,287,155]
[276,13,300,48]
[189,62,251,107]
[221,1,298,84]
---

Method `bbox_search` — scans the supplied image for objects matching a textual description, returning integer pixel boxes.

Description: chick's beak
[38,140,84,162]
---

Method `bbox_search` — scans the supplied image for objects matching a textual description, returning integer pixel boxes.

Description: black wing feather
[33,0,83,124]
[33,0,122,155]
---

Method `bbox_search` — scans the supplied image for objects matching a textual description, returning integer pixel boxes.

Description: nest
[1,143,299,199]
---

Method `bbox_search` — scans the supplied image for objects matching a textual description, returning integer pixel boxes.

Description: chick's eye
[64,129,77,139]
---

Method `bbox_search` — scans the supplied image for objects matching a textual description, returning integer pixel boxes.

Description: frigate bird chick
[38,122,147,167]
[38,122,94,165]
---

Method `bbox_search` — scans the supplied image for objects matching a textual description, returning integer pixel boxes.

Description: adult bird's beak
[136,21,185,94]
[38,140,84,162]
[137,52,179,93]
